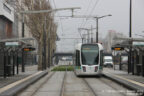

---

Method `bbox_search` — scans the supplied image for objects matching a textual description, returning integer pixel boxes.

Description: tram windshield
[81,44,99,65]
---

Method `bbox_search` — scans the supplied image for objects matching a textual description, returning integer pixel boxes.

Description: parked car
[103,56,113,67]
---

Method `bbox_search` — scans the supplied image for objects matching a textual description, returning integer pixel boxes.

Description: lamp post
[128,0,132,74]
[94,14,112,43]
[72,15,111,43]
[129,0,132,38]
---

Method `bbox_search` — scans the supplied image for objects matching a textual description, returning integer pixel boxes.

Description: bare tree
[6,0,57,70]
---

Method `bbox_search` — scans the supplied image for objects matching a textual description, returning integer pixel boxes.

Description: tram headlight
[82,66,86,72]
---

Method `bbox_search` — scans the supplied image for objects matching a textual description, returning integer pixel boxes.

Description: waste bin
[136,64,142,75]
[6,65,12,76]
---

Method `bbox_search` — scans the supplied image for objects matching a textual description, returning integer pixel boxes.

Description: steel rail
[30,72,56,96]
[60,65,67,96]
[83,78,98,96]
[99,77,127,96]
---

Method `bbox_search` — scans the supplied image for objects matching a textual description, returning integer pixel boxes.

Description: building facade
[0,0,15,39]
[103,30,126,53]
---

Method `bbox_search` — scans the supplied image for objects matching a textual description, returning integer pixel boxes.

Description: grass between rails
[51,65,74,71]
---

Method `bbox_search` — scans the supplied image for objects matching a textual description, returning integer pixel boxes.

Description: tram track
[82,76,139,96]
[82,78,98,96]
[17,70,138,96]
[99,77,142,96]
[29,72,56,96]
[18,71,68,96]
[17,63,137,96]
[82,77,125,96]
[17,72,56,96]
[99,77,128,96]
[60,66,67,96]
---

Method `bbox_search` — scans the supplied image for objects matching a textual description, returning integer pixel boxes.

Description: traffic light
[111,47,124,51]
[23,47,35,51]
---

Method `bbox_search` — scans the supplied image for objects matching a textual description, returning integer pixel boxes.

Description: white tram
[74,43,104,76]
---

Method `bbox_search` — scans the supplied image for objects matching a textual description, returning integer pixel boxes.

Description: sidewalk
[103,68,144,93]
[0,65,38,88]
[0,65,48,96]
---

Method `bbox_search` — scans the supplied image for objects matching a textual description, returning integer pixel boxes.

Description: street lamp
[129,0,132,38]
[94,14,112,43]
[128,0,132,74]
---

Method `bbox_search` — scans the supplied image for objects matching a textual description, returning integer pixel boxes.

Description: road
[17,71,138,96]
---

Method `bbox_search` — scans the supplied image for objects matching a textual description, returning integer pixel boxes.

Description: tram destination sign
[5,42,19,46]
[23,47,36,51]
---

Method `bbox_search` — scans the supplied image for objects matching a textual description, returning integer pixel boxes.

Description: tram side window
[76,50,80,66]
[100,50,103,66]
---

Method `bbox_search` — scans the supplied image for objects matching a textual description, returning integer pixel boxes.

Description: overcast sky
[49,0,144,52]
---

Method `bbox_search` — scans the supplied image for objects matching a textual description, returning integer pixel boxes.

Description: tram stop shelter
[113,37,144,77]
[0,37,35,78]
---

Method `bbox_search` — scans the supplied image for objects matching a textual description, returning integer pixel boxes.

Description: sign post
[111,47,124,51]
[23,47,36,51]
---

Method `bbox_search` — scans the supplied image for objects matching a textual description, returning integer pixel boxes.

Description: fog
[49,0,144,52]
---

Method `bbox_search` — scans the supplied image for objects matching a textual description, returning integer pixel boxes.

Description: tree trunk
[38,42,43,70]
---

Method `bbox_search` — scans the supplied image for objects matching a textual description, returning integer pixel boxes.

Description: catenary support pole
[128,0,133,74]
[96,18,98,43]
[21,14,25,72]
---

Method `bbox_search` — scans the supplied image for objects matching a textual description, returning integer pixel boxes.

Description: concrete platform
[103,68,144,93]
[0,65,38,88]
[0,65,48,96]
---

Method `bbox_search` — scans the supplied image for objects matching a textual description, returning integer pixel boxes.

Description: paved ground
[103,68,144,84]
[18,71,137,96]
[64,72,94,96]
[1,61,144,96]
[18,72,66,96]
[0,65,38,88]
[103,68,144,96]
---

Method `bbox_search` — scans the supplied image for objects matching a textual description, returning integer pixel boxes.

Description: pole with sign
[23,47,35,51]
[5,42,19,46]
[112,47,124,70]
[111,47,124,51]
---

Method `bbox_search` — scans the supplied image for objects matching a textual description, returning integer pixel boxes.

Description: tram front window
[81,44,99,65]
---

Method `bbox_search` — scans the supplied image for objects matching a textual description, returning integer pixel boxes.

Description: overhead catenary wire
[77,0,93,38]
[77,0,100,40]
[53,0,64,35]
[82,0,100,28]
[79,0,93,28]
[52,0,83,39]
[80,0,100,28]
